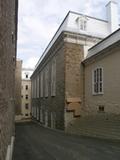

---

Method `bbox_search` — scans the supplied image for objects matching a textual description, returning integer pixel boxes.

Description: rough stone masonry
[0,0,18,160]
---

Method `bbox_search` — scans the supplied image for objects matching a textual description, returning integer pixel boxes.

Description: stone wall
[0,0,18,159]
[31,33,65,130]
[31,31,101,130]
[64,42,85,127]
[15,60,22,115]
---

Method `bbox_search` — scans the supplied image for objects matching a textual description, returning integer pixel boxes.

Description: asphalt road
[13,122,120,160]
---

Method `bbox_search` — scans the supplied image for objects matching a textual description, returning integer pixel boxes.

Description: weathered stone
[0,0,18,159]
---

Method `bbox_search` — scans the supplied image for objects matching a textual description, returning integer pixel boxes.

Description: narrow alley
[13,122,120,160]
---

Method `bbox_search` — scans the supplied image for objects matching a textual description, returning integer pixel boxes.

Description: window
[51,58,56,96]
[99,105,104,112]
[37,75,39,98]
[31,80,34,98]
[40,72,43,97]
[34,78,37,98]
[80,19,87,30]
[40,106,43,123]
[25,114,28,116]
[45,66,49,97]
[92,68,103,95]
[26,74,28,78]
[25,103,29,109]
[26,95,28,99]
[76,16,88,31]
[26,85,28,90]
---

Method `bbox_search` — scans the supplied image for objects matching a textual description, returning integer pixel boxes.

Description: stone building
[0,0,18,160]
[21,68,33,119]
[15,59,22,116]
[31,1,119,130]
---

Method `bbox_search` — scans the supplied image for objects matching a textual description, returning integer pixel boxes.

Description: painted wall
[84,44,120,115]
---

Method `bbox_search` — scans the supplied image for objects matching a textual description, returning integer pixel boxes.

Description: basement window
[99,105,104,112]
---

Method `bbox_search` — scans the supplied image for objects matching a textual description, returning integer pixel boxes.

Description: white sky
[17,0,120,69]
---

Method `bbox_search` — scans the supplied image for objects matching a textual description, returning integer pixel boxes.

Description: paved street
[13,122,120,160]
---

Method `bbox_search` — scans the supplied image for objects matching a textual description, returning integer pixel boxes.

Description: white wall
[22,69,33,80]
[65,12,109,38]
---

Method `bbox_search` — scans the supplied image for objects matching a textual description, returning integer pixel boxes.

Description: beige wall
[21,80,31,118]
[84,45,120,115]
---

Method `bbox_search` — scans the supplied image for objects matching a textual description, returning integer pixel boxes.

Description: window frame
[76,16,88,31]
[25,103,29,109]
[92,67,104,95]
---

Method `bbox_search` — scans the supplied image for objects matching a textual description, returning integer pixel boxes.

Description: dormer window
[25,72,29,79]
[26,74,28,78]
[80,19,87,30]
[76,16,88,31]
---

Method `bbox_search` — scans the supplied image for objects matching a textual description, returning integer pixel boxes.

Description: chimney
[106,0,119,33]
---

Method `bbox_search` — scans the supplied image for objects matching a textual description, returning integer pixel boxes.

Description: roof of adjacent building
[34,11,110,71]
[83,28,120,63]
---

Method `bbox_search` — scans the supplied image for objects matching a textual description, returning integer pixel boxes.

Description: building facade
[0,0,18,160]
[21,68,33,119]
[31,1,119,130]
[83,28,120,115]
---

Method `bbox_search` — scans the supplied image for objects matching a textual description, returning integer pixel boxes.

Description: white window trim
[40,72,44,97]
[36,75,39,98]
[45,66,49,97]
[51,58,56,96]
[92,67,104,95]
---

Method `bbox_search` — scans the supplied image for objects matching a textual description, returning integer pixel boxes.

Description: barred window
[93,68,103,94]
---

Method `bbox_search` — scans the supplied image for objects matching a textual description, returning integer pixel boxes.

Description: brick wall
[0,0,18,159]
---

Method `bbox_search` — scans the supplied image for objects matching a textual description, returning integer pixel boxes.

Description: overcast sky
[17,0,120,69]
